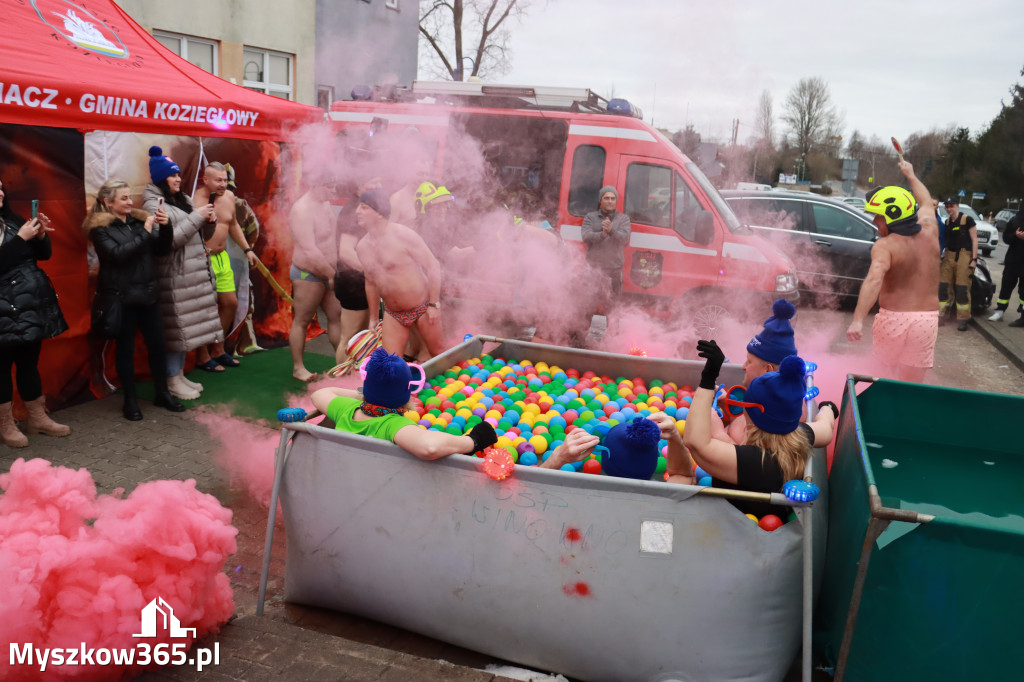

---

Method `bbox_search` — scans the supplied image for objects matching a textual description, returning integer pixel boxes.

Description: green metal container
[817,376,1024,681]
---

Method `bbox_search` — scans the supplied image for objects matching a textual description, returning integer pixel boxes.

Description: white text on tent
[77,93,260,127]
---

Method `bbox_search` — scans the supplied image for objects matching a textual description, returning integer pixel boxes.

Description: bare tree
[419,0,532,81]
[782,76,842,157]
[754,89,774,148]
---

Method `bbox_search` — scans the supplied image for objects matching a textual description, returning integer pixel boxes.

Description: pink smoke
[0,458,236,681]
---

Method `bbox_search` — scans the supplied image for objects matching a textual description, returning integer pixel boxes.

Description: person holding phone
[141,146,223,400]
[0,177,71,447]
[84,179,185,421]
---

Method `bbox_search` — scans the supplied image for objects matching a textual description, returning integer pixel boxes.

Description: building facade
[115,0,419,109]
[313,0,419,109]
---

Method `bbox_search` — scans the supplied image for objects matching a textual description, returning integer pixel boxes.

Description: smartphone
[31,200,39,219]
[157,197,164,209]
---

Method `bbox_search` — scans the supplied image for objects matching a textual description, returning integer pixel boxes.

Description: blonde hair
[88,179,130,218]
[744,424,812,482]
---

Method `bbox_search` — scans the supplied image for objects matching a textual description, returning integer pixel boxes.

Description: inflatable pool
[258,337,828,682]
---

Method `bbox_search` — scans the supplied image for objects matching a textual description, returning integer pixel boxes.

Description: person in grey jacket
[141,146,223,400]
[577,186,631,344]
[581,186,631,293]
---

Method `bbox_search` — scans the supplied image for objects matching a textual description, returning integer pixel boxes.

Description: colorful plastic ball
[559,464,575,471]
[516,441,535,455]
[583,458,602,475]
[519,452,538,466]
[694,467,709,480]
[759,515,784,532]
[655,458,667,475]
[529,435,548,455]
[698,476,712,487]
[744,514,760,523]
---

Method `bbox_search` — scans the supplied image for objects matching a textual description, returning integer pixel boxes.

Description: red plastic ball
[759,515,784,532]
[583,459,602,475]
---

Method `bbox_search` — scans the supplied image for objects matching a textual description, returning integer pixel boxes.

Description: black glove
[818,400,839,420]
[467,422,497,453]
[696,339,725,390]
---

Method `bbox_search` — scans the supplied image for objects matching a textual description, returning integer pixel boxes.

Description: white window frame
[153,30,218,75]
[385,0,400,9]
[242,47,294,100]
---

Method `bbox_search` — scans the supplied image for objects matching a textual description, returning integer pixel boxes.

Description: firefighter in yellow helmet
[846,161,941,383]
[413,181,454,261]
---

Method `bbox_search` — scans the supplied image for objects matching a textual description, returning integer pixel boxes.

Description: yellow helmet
[414,181,453,214]
[864,186,917,225]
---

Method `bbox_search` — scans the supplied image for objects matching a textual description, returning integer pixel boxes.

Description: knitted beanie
[362,348,412,409]
[747,299,797,364]
[601,417,661,480]
[359,188,391,220]
[148,146,181,185]
[598,185,618,204]
[744,355,806,434]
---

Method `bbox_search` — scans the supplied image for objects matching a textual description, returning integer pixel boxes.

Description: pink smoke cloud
[0,458,236,681]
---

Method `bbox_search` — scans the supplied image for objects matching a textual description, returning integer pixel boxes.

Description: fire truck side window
[674,172,700,242]
[625,163,672,228]
[568,145,606,217]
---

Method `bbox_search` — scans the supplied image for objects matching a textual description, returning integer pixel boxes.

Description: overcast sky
[460,0,1024,147]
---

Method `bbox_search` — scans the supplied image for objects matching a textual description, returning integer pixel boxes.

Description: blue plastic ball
[698,476,713,487]
[520,452,538,466]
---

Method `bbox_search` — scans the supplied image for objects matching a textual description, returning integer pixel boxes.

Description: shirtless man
[846,161,940,383]
[288,176,343,382]
[193,162,259,371]
[355,188,445,362]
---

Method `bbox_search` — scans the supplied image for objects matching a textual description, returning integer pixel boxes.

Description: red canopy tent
[1,0,322,407]
[0,0,322,138]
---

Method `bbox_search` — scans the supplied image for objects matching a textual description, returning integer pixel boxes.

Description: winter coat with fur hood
[141,184,222,352]
[83,208,172,306]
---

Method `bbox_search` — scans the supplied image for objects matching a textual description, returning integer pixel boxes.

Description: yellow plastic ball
[675,420,686,435]
[529,435,548,455]
[745,514,759,523]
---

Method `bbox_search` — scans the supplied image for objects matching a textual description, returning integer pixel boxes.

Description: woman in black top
[0,177,70,447]
[83,179,185,421]
[665,339,836,519]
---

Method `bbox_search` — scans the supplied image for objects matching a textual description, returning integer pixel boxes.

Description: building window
[385,0,400,9]
[317,85,334,112]
[243,47,293,100]
[153,31,217,74]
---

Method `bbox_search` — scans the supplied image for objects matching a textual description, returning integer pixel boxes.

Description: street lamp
[455,56,475,81]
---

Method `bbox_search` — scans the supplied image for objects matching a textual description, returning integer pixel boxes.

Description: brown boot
[1,401,29,448]
[25,396,71,437]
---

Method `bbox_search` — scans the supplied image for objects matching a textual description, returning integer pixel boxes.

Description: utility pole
[731,118,739,146]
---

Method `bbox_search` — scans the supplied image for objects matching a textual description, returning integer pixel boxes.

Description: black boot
[153,390,186,413]
[123,387,143,421]
[1009,315,1024,328]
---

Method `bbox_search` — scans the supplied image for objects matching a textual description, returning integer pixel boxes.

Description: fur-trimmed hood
[82,208,151,234]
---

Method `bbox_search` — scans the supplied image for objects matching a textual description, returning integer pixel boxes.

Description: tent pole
[102,132,110,180]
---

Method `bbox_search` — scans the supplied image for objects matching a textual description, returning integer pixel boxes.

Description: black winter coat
[84,209,172,306]
[0,218,68,346]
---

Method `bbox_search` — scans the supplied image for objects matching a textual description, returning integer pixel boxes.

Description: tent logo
[32,0,128,59]
[132,598,197,639]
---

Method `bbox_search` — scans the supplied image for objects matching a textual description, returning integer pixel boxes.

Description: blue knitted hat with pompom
[148,145,180,185]
[362,348,412,408]
[747,298,797,364]
[602,417,661,480]
[744,355,806,434]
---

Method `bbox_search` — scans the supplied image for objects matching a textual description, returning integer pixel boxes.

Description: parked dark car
[721,189,877,304]
[994,208,1018,233]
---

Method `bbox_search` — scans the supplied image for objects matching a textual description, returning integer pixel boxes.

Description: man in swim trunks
[847,161,940,383]
[333,177,379,364]
[193,162,259,371]
[288,174,343,382]
[355,188,445,362]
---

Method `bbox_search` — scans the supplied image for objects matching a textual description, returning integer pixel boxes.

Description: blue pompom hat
[747,298,797,364]
[148,145,181,185]
[362,348,412,408]
[602,417,661,480]
[743,355,807,434]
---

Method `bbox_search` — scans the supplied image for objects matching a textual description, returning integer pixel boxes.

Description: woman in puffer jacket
[141,146,222,400]
[0,177,70,447]
[83,179,185,421]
